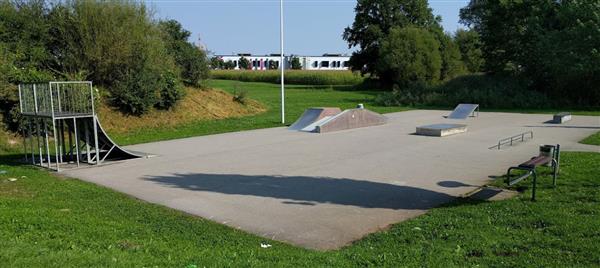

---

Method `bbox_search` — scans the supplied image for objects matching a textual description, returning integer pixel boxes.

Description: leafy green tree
[159,20,209,87]
[454,29,484,73]
[461,0,600,105]
[437,33,466,80]
[377,27,442,87]
[343,0,441,78]
[290,57,302,70]
[0,0,51,69]
[210,56,223,69]
[238,57,250,70]
[268,60,279,70]
[223,60,236,70]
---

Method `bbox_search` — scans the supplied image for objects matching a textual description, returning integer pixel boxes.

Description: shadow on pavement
[144,173,455,210]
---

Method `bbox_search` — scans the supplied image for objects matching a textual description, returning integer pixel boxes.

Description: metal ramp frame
[19,81,144,171]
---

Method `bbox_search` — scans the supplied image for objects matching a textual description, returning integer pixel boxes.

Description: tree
[377,27,442,87]
[159,19,209,87]
[210,56,223,69]
[267,59,279,70]
[223,60,236,70]
[238,57,250,70]
[290,57,302,70]
[454,29,484,73]
[343,0,442,78]
[437,33,466,80]
[461,0,600,105]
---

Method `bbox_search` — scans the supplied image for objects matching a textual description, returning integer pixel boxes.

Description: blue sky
[145,0,470,56]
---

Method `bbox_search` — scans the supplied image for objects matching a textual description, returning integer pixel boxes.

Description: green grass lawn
[580,131,600,145]
[1,152,599,267]
[109,80,410,145]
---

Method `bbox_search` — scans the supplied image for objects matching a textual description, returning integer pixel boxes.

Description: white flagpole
[280,0,285,124]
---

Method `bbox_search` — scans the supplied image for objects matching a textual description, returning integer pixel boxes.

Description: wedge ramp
[447,104,479,119]
[289,107,342,131]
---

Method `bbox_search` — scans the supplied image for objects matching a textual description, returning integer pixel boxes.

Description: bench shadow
[143,173,455,210]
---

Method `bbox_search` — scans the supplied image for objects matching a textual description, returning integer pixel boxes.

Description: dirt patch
[98,88,265,134]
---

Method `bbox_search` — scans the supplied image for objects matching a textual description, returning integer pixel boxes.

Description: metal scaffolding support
[19,81,143,171]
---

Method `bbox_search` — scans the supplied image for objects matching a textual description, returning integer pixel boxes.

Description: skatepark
[60,108,599,250]
[17,82,600,249]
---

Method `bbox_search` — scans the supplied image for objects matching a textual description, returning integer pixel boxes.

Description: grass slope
[109,80,409,145]
[98,87,264,136]
[580,131,600,145]
[0,152,598,267]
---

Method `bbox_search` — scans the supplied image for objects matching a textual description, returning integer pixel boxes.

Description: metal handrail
[489,131,533,150]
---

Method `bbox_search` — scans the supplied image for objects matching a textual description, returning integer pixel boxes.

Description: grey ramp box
[416,123,468,137]
[553,112,572,124]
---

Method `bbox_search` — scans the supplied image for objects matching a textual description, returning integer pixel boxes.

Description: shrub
[210,56,223,69]
[290,57,302,70]
[454,29,484,73]
[238,57,250,70]
[223,60,236,70]
[232,83,248,104]
[210,70,365,86]
[0,0,201,126]
[376,74,553,109]
[159,20,209,87]
[156,71,185,110]
[377,27,442,87]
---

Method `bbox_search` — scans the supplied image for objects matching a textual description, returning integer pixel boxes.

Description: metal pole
[89,82,95,115]
[93,116,100,165]
[73,118,80,167]
[43,120,51,168]
[85,119,91,163]
[22,128,27,162]
[59,120,64,163]
[36,118,42,165]
[68,121,73,161]
[279,0,285,124]
[33,84,38,114]
[18,84,23,113]
[57,83,62,113]
[29,120,34,164]
[52,119,59,171]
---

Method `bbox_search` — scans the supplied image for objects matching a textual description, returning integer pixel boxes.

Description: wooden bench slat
[519,156,551,168]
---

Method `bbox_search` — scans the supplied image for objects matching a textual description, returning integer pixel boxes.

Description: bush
[376,74,553,109]
[460,1,600,106]
[232,83,248,105]
[238,57,250,70]
[377,27,442,87]
[159,20,209,87]
[290,57,302,70]
[156,71,185,110]
[0,0,204,118]
[210,70,365,85]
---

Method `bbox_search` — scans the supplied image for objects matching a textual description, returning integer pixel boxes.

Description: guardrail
[489,131,533,150]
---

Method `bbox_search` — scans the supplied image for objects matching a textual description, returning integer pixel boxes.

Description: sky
[144,0,470,56]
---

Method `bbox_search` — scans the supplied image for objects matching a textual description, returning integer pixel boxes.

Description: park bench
[506,144,560,201]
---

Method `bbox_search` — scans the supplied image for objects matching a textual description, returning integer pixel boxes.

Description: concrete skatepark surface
[64,110,600,250]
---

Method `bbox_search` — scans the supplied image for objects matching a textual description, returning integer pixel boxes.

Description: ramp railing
[19,81,94,117]
[489,131,533,150]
